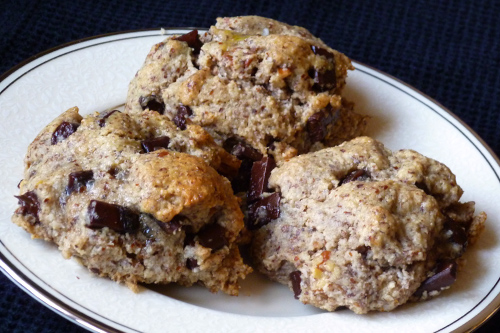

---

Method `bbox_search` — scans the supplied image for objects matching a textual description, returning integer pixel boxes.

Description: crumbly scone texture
[250,136,486,313]
[125,15,367,164]
[12,107,251,295]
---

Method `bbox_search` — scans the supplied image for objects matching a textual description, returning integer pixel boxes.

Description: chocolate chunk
[443,219,468,247]
[307,105,340,142]
[231,159,254,193]
[247,192,281,230]
[51,121,79,145]
[139,95,165,114]
[87,200,140,234]
[339,169,370,186]
[186,258,198,270]
[184,231,196,247]
[66,170,94,195]
[197,223,228,251]
[173,115,187,130]
[310,45,335,60]
[97,110,120,127]
[415,260,458,297]
[173,105,192,130]
[14,191,40,224]
[248,156,276,202]
[223,137,240,152]
[309,68,336,92]
[307,111,326,142]
[223,138,264,193]
[289,270,302,299]
[173,30,203,54]
[230,141,263,162]
[141,136,171,153]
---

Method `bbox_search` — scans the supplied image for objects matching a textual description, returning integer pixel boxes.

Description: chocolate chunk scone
[12,107,251,295]
[125,16,367,165]
[249,136,486,313]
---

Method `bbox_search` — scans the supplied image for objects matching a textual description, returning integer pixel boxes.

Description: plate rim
[1,28,499,333]
[353,63,500,333]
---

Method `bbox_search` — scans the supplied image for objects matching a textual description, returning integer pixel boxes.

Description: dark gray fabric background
[1,0,499,332]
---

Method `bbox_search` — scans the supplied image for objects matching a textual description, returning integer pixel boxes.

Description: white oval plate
[1,29,499,333]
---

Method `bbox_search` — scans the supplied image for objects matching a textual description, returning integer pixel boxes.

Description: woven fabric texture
[1,0,499,332]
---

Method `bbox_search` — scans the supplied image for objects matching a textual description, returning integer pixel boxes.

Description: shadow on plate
[146,271,324,317]
[342,84,392,139]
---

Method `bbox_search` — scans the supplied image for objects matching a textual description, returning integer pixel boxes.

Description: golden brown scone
[249,137,486,313]
[125,16,367,166]
[12,107,251,295]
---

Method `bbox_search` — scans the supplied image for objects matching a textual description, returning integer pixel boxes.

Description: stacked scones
[13,16,486,313]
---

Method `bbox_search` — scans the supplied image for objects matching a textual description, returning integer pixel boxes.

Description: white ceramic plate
[1,29,499,333]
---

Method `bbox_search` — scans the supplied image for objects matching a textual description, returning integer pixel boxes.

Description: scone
[249,136,486,313]
[125,16,367,167]
[12,107,251,295]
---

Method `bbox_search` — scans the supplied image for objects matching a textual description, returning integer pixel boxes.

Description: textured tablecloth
[1,0,499,332]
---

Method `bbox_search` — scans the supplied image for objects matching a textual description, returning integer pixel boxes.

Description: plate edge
[1,28,499,333]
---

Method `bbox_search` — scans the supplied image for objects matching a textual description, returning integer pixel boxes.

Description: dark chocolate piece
[196,223,228,251]
[139,95,165,114]
[141,136,171,153]
[51,121,79,145]
[184,231,196,247]
[230,142,263,162]
[97,110,120,127]
[173,105,192,130]
[289,270,302,299]
[310,45,335,60]
[223,137,240,153]
[66,170,94,195]
[87,200,140,234]
[14,191,40,224]
[248,156,276,202]
[186,258,199,270]
[247,192,281,230]
[443,219,468,247]
[223,138,263,193]
[231,159,253,193]
[415,260,458,297]
[173,30,203,54]
[309,68,336,92]
[307,105,340,142]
